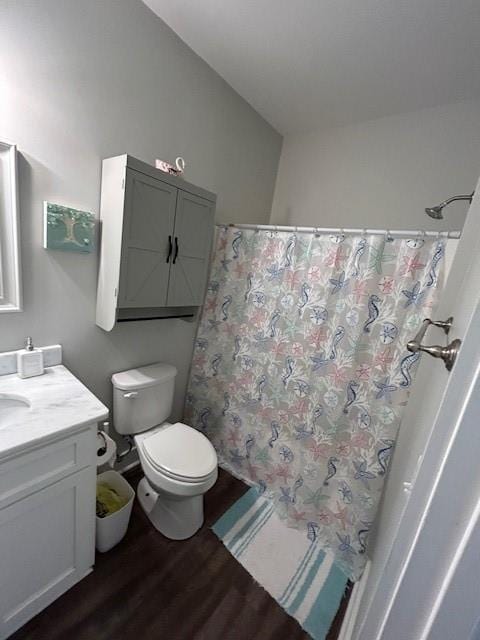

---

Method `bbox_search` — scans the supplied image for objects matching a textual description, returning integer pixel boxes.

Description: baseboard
[338,560,371,640]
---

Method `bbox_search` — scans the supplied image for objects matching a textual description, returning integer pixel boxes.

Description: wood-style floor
[11,468,351,640]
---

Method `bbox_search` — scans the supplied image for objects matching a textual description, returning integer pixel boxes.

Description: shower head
[425,191,474,220]
[425,204,443,220]
[425,205,445,220]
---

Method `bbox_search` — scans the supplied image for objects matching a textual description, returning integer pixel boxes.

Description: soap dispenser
[17,337,44,379]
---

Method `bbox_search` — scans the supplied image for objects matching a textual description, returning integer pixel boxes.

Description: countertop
[0,365,108,460]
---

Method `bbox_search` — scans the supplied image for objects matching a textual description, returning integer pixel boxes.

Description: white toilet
[112,362,218,540]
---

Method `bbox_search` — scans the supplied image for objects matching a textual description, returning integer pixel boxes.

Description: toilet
[112,362,218,540]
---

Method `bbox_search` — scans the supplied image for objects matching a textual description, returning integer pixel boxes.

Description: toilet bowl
[135,422,217,539]
[112,363,218,540]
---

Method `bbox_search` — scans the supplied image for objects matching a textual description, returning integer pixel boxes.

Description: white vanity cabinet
[96,154,216,331]
[0,425,97,640]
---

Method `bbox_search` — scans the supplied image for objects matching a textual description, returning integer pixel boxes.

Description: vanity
[0,365,108,640]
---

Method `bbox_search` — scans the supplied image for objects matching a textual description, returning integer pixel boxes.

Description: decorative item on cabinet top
[156,156,186,177]
[95,154,216,331]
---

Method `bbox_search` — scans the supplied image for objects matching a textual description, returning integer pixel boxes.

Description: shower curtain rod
[220,223,461,240]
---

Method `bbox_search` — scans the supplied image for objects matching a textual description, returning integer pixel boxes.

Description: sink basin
[0,393,31,426]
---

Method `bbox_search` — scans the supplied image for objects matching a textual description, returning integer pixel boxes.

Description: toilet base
[137,477,204,540]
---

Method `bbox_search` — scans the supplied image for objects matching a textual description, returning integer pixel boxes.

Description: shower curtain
[185,226,445,580]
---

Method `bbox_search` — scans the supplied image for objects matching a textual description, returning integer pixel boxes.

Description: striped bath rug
[212,488,349,640]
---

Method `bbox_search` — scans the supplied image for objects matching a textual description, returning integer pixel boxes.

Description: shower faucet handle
[407,316,461,372]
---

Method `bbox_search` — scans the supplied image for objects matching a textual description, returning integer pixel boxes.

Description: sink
[0,393,31,426]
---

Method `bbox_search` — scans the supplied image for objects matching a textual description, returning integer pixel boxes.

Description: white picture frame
[0,140,22,313]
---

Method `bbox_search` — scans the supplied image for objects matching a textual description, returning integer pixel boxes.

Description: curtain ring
[315,226,320,238]
[362,228,368,239]
[417,229,426,239]
[385,229,394,242]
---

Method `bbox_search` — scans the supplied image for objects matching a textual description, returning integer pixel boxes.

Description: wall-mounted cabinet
[96,155,216,331]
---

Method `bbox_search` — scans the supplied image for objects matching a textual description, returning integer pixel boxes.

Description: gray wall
[0,0,282,435]
[271,99,480,231]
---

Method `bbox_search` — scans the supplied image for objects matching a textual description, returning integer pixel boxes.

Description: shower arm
[435,192,475,210]
[425,190,474,219]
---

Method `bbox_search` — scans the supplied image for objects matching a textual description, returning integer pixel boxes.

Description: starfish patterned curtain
[185,226,444,580]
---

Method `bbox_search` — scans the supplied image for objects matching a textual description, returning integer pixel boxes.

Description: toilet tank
[112,363,177,435]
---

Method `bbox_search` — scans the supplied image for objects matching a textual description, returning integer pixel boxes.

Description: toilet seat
[141,422,217,484]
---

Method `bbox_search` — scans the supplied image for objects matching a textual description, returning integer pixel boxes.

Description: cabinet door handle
[173,236,179,264]
[166,235,173,263]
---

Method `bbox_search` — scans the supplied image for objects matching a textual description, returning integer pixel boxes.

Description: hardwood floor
[11,468,351,640]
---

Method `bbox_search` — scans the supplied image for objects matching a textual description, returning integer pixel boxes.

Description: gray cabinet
[96,155,216,331]
[118,170,177,309]
[167,190,215,307]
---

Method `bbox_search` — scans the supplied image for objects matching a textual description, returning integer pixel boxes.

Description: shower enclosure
[186,225,447,580]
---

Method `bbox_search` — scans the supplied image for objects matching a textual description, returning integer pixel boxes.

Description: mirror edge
[0,140,22,313]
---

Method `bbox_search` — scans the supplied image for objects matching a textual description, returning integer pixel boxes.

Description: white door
[352,179,480,640]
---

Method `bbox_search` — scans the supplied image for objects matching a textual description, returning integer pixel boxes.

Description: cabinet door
[167,191,215,307]
[0,467,95,639]
[118,169,177,308]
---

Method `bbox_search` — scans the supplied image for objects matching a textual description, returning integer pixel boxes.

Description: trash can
[95,470,135,553]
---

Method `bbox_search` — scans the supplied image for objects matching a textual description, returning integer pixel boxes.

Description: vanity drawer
[0,427,95,509]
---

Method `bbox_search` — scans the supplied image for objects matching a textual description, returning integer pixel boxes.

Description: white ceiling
[143,0,480,135]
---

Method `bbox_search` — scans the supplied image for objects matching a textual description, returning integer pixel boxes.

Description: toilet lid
[142,422,217,482]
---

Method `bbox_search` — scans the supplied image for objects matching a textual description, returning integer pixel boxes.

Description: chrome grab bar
[406,316,461,372]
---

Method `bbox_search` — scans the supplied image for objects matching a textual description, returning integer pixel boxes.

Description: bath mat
[212,488,349,640]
